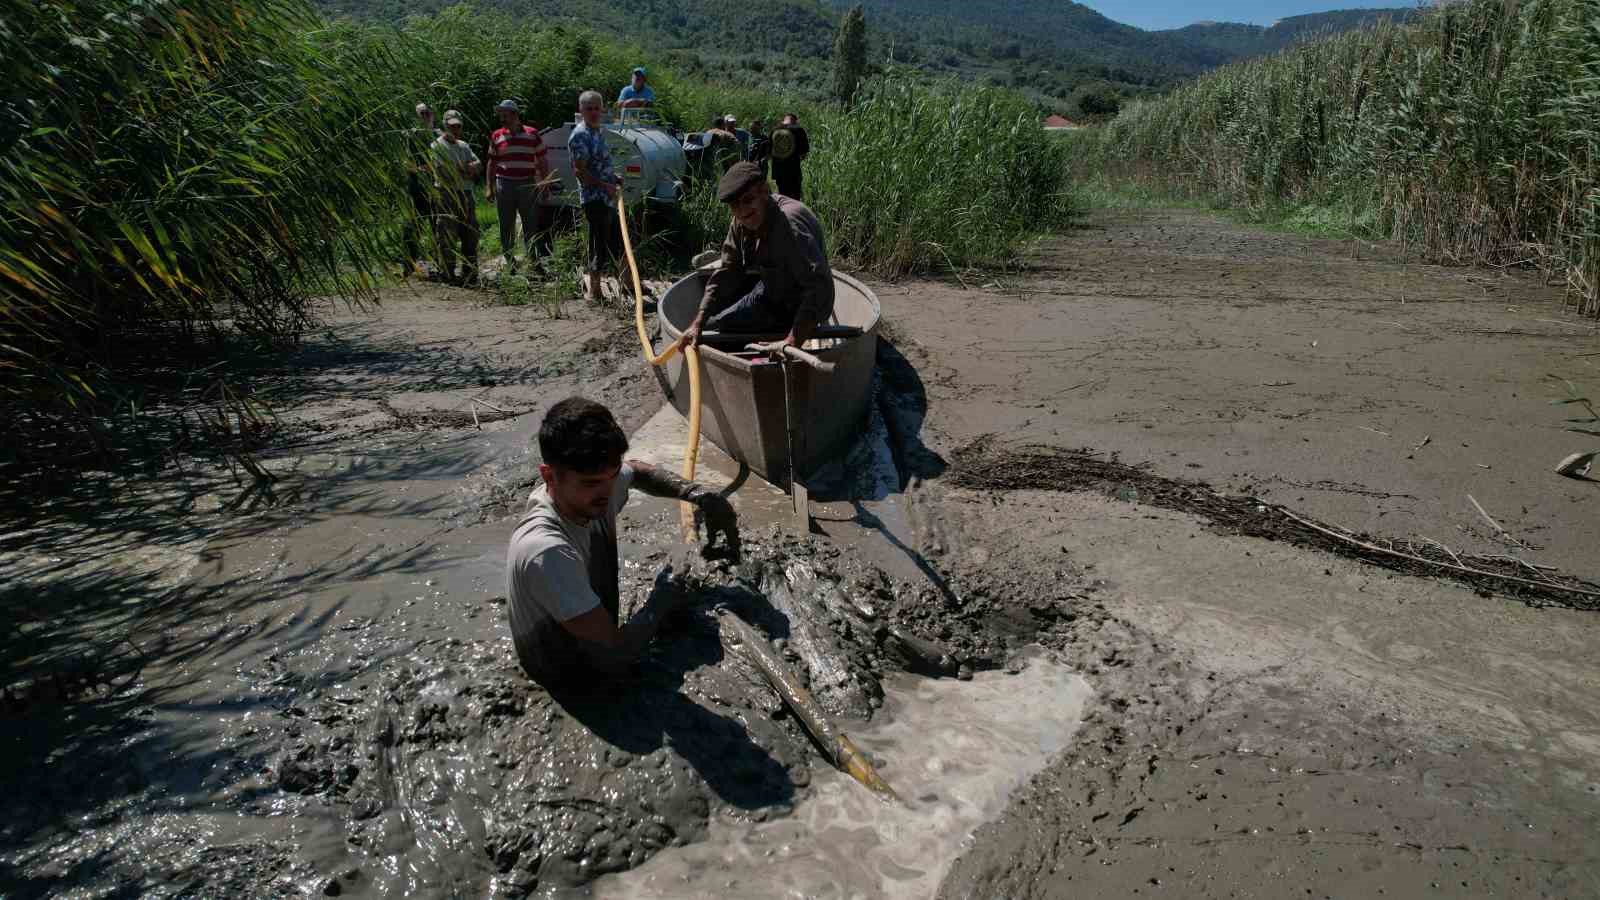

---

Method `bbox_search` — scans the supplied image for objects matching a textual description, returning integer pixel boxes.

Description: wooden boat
[657,271,881,485]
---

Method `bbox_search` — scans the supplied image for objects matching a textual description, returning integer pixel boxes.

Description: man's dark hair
[538,397,628,472]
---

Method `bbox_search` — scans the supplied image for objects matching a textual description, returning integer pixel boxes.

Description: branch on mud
[948,438,1600,611]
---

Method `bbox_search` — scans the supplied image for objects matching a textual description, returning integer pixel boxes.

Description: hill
[313,0,1415,116]
[1163,7,1420,58]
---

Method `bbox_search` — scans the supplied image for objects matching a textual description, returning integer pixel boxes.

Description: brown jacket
[699,195,834,327]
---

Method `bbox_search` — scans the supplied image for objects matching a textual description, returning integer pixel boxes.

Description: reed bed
[1,3,1077,470]
[1067,0,1600,316]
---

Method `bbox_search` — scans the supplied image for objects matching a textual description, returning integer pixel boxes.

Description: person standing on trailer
[569,90,624,301]
[770,112,810,201]
[485,99,552,274]
[616,67,655,109]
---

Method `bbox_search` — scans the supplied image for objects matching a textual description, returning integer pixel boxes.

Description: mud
[948,438,1600,609]
[869,210,1600,897]
[6,209,1600,898]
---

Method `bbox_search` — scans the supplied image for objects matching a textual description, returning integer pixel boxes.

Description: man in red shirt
[485,99,552,273]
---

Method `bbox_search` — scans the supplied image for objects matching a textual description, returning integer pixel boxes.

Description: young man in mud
[506,397,739,689]
[676,161,834,355]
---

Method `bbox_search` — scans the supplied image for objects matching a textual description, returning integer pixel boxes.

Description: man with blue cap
[617,67,655,109]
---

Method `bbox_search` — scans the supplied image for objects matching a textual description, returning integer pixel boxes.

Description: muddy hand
[693,492,741,560]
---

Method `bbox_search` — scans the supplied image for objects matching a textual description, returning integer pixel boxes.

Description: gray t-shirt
[506,465,634,684]
[431,135,479,191]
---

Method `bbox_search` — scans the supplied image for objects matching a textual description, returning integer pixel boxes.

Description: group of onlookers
[405,98,556,287]
[692,113,809,200]
[403,65,811,297]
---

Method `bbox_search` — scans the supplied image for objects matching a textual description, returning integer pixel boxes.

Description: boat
[656,271,881,486]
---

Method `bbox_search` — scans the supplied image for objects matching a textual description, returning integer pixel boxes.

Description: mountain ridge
[315,0,1418,115]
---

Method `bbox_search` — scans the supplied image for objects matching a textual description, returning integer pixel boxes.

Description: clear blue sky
[1078,0,1417,30]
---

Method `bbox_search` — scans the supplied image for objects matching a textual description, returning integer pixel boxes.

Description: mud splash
[595,656,1089,900]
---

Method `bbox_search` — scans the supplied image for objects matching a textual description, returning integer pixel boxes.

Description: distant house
[1043,114,1082,131]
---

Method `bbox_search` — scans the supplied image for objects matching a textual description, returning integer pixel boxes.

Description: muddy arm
[627,459,705,500]
[628,460,740,551]
[564,571,684,674]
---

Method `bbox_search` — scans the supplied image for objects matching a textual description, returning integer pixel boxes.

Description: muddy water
[596,657,1089,900]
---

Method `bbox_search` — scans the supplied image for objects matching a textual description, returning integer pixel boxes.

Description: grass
[1064,0,1600,317]
[1075,177,1382,242]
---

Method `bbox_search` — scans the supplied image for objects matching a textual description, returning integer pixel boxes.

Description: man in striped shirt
[485,99,552,273]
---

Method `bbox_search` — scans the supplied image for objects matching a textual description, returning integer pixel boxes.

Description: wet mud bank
[927,479,1600,899]
[0,278,1104,899]
[234,534,1100,898]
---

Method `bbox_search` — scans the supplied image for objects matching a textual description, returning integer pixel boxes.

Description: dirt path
[856,209,1600,897]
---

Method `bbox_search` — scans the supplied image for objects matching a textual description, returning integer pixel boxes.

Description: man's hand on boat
[745,338,799,362]
[675,315,705,351]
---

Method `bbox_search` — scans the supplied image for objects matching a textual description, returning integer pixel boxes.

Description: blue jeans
[705,279,794,334]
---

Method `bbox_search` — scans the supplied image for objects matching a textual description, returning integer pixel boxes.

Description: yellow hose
[617,192,702,539]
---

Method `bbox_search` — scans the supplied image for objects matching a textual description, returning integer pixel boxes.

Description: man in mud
[677,161,834,354]
[506,397,739,689]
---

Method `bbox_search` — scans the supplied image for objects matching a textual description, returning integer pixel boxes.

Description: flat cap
[717,161,765,203]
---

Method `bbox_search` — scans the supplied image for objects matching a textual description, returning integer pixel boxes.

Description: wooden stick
[746,342,836,374]
[1275,507,1600,600]
[1466,493,1518,543]
[471,396,511,414]
[697,325,862,342]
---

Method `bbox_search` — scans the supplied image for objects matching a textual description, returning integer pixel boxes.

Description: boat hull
[657,271,881,485]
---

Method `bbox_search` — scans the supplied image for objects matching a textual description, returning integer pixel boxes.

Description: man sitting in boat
[677,161,835,354]
[506,397,738,689]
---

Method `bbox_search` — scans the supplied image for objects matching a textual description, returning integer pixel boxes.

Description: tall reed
[1067,0,1600,317]
[811,78,1076,276]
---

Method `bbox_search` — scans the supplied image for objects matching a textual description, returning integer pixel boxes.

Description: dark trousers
[495,177,552,264]
[774,168,802,201]
[403,174,433,265]
[583,199,623,274]
[705,275,795,334]
[433,188,480,279]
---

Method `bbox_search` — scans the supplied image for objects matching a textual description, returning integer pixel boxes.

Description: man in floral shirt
[568,90,623,300]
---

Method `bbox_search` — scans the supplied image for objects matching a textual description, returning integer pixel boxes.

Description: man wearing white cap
[486,99,552,273]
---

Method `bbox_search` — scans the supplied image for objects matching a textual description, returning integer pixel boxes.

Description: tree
[831,4,867,107]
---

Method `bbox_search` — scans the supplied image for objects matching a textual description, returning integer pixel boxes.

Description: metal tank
[539,109,686,209]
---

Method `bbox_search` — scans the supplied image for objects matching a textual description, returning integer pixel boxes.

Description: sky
[1077,0,1418,30]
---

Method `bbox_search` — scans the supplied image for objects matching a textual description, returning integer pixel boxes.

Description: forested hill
[1161,8,1420,59]
[313,0,1414,117]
